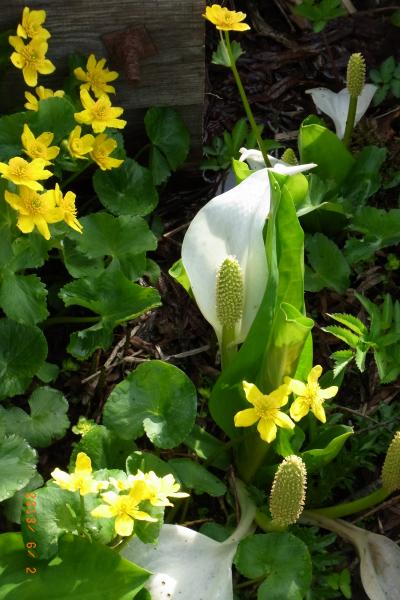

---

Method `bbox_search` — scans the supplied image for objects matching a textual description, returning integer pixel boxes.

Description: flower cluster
[51,452,188,538]
[234,366,338,443]
[3,7,127,240]
[9,7,54,87]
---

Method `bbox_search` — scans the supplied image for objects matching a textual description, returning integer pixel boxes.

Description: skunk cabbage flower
[123,480,256,600]
[181,162,315,345]
[305,85,377,139]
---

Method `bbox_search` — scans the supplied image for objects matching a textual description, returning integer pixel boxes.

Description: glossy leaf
[168,458,227,496]
[93,157,158,217]
[0,533,149,599]
[0,318,47,401]
[234,532,312,599]
[301,425,353,473]
[103,361,197,448]
[0,272,48,324]
[144,107,190,171]
[305,233,350,294]
[0,433,37,502]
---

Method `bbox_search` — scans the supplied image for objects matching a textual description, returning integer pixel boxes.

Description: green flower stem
[254,509,284,533]
[307,487,389,519]
[236,431,270,484]
[342,94,358,147]
[112,533,135,553]
[220,324,237,371]
[44,315,101,327]
[61,161,93,190]
[79,494,85,534]
[223,31,271,168]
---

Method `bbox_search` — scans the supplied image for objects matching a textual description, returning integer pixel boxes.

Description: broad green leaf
[144,107,190,171]
[168,458,226,496]
[36,362,59,383]
[93,158,158,217]
[70,424,135,470]
[340,146,386,207]
[305,233,350,293]
[234,532,312,600]
[62,236,104,278]
[0,434,37,502]
[323,325,360,348]
[350,207,400,247]
[148,146,172,185]
[103,361,197,448]
[327,313,367,335]
[59,268,161,359]
[299,119,355,185]
[301,425,353,472]
[0,319,47,401]
[232,158,251,183]
[67,212,157,280]
[21,486,115,559]
[168,258,193,297]
[0,533,149,600]
[183,425,230,470]
[2,472,43,524]
[0,112,30,161]
[29,97,76,144]
[0,273,48,324]
[0,387,69,448]
[126,451,174,478]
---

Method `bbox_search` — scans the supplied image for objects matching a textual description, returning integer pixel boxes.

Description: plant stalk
[223,32,271,168]
[307,487,389,519]
[342,94,358,147]
[220,324,237,371]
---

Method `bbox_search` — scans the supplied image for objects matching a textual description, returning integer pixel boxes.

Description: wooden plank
[1,0,205,151]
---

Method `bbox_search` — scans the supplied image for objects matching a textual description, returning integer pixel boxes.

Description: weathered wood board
[1,0,205,155]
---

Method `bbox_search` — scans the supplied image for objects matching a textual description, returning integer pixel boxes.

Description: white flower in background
[122,481,256,600]
[239,147,299,172]
[181,161,315,346]
[305,85,377,140]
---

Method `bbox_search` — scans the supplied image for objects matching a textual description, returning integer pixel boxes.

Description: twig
[341,0,356,14]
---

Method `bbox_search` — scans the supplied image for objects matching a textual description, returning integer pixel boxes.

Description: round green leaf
[0,434,37,501]
[103,361,197,448]
[0,319,48,400]
[0,533,149,600]
[144,107,190,171]
[0,112,29,161]
[1,387,69,448]
[93,158,158,217]
[234,533,312,600]
[0,273,48,324]
[30,97,76,144]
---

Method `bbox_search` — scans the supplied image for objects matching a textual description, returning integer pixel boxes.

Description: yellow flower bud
[281,148,298,166]
[346,53,366,98]
[216,256,244,327]
[269,455,307,527]
[382,431,400,493]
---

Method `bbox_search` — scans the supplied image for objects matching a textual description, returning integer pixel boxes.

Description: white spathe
[306,84,377,139]
[122,481,256,600]
[181,162,315,345]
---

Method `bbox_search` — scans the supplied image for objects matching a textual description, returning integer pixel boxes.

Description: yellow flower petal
[242,381,265,406]
[234,407,259,427]
[75,452,92,473]
[91,504,114,519]
[290,398,310,422]
[319,385,338,400]
[307,365,323,386]
[115,514,134,537]
[274,411,295,430]
[257,418,277,443]
[287,378,307,396]
[311,401,327,423]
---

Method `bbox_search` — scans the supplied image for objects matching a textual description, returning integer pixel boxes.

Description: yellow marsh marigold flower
[90,133,123,170]
[91,480,157,537]
[74,89,126,133]
[203,4,250,32]
[0,156,52,191]
[21,124,59,164]
[51,452,108,495]
[286,365,338,424]
[48,183,83,234]
[234,381,294,443]
[134,471,189,507]
[4,186,62,240]
[74,54,119,99]
[25,86,65,111]
[66,125,94,160]
[16,7,50,40]
[9,36,55,87]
